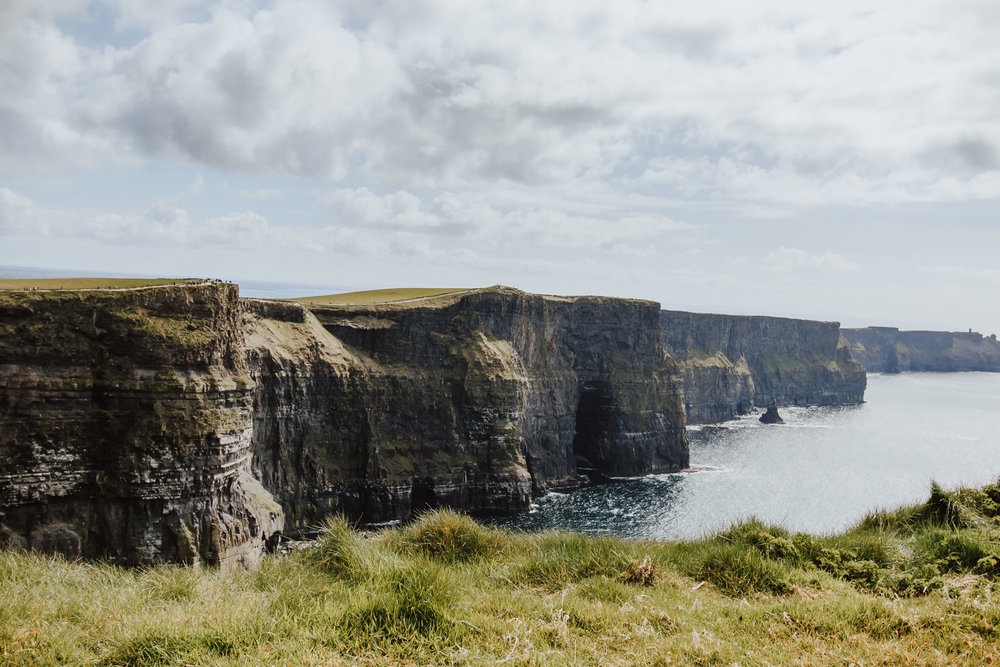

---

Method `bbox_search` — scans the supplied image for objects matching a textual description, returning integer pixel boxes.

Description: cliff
[307,289,687,496]
[0,284,281,569]
[843,327,1000,373]
[660,311,867,423]
[1,284,688,565]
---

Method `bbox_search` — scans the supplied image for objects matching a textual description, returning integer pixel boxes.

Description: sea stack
[759,399,784,424]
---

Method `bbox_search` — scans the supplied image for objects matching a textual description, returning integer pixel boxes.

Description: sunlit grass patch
[291,287,472,305]
[387,508,508,564]
[511,531,659,590]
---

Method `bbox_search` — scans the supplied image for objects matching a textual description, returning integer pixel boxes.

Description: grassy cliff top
[3,481,1000,665]
[292,286,660,311]
[0,277,204,291]
[290,287,475,306]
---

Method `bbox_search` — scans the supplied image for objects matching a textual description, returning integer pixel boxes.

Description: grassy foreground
[3,483,1000,665]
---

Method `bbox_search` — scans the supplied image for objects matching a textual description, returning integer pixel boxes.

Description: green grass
[4,483,1000,664]
[0,278,202,291]
[290,287,473,305]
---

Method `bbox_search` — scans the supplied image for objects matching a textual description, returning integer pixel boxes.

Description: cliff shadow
[571,380,618,474]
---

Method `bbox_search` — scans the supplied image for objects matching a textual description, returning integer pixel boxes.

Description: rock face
[843,327,1000,373]
[0,284,688,564]
[660,311,867,424]
[299,288,689,521]
[0,284,282,569]
[759,400,784,424]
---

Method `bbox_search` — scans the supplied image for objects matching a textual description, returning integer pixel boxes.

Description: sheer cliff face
[843,327,1000,373]
[660,311,867,424]
[243,297,536,527]
[0,285,688,563]
[0,284,282,568]
[292,289,689,520]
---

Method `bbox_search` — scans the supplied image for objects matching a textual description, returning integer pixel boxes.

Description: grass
[0,278,202,291]
[290,287,473,305]
[4,483,1000,665]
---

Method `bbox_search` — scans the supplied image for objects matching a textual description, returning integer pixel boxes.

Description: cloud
[325,188,448,231]
[86,202,192,244]
[236,188,287,200]
[2,179,695,260]
[0,185,326,253]
[323,186,694,253]
[0,187,58,234]
[767,246,860,272]
[921,264,1000,283]
[3,0,1000,211]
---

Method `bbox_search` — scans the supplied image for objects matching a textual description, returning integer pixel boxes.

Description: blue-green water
[491,373,1000,539]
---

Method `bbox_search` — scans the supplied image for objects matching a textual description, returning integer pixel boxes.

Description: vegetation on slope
[3,482,1000,665]
[0,278,202,291]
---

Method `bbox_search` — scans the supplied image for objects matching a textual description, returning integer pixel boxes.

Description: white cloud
[322,186,694,253]
[86,203,192,244]
[921,264,1000,283]
[325,188,446,230]
[767,246,860,272]
[0,187,58,234]
[2,0,999,210]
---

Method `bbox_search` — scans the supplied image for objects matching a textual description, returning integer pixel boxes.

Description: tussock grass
[5,482,1000,664]
[388,508,508,563]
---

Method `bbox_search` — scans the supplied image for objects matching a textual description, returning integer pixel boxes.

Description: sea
[490,372,1000,539]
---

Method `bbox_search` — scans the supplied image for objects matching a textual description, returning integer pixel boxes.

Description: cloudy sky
[2,0,999,333]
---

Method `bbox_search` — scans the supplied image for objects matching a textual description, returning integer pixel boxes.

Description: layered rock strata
[0,284,281,568]
[843,327,1000,373]
[295,288,689,520]
[1,285,688,564]
[660,310,867,424]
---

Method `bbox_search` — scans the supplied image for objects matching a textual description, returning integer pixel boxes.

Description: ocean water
[491,372,1000,539]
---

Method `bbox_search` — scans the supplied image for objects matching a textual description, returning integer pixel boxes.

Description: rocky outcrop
[0,284,282,569]
[759,400,784,424]
[0,284,688,564]
[660,311,867,423]
[843,327,1000,373]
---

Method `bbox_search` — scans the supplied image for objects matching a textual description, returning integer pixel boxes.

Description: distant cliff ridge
[0,284,688,566]
[660,310,867,424]
[843,327,1000,373]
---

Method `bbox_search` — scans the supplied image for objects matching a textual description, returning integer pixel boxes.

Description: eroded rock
[759,399,784,424]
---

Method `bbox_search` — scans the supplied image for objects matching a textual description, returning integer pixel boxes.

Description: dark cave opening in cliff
[572,380,617,473]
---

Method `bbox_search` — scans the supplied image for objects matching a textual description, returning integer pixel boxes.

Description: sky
[1,0,999,334]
